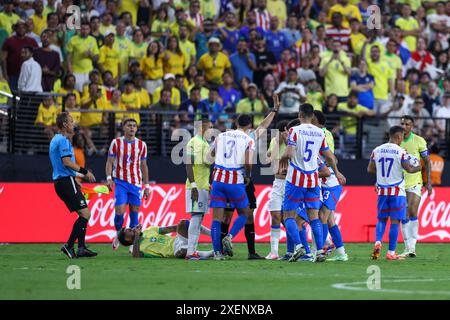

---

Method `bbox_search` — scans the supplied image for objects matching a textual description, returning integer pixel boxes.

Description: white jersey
[286,124,329,188]
[213,130,255,184]
[370,143,409,196]
[321,166,340,188]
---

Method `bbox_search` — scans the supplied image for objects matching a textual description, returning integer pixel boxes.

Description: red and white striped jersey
[325,27,351,51]
[108,137,148,187]
[212,130,255,184]
[189,13,203,28]
[254,9,271,31]
[275,60,299,82]
[286,124,329,188]
[370,143,409,196]
[321,166,340,188]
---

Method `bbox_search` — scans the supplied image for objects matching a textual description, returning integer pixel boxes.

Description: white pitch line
[332,278,450,295]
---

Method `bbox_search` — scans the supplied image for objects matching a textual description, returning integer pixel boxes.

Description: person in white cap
[98,30,120,81]
[197,37,232,86]
[152,73,181,106]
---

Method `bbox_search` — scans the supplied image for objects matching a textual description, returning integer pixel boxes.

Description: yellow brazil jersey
[0,80,11,104]
[31,14,47,36]
[139,227,175,258]
[364,41,385,62]
[384,53,402,81]
[55,88,81,107]
[236,98,267,127]
[185,135,211,190]
[57,106,81,125]
[66,35,100,74]
[99,24,116,36]
[137,88,151,108]
[140,55,164,80]
[319,52,351,97]
[82,85,108,103]
[121,91,141,125]
[114,36,134,77]
[131,42,147,62]
[323,128,335,154]
[197,52,231,85]
[350,32,366,56]
[306,91,323,111]
[395,17,419,52]
[105,100,126,123]
[98,45,120,78]
[201,0,217,20]
[367,58,394,100]
[188,85,209,100]
[79,96,106,127]
[179,39,196,70]
[328,4,362,28]
[337,102,368,135]
[400,132,428,188]
[268,137,286,161]
[267,0,287,28]
[118,0,139,26]
[151,20,171,41]
[35,104,57,126]
[153,86,181,106]
[164,51,186,76]
[0,12,20,35]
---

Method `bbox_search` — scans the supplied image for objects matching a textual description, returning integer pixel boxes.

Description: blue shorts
[377,196,407,220]
[322,186,343,211]
[296,203,309,223]
[283,181,322,212]
[210,181,249,209]
[114,178,142,207]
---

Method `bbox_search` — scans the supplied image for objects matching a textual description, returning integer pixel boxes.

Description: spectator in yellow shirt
[153,73,181,107]
[60,93,81,125]
[121,80,142,126]
[395,4,421,52]
[197,37,232,86]
[328,0,362,28]
[178,24,196,70]
[107,89,126,127]
[163,36,186,76]
[140,41,164,95]
[236,83,269,127]
[0,1,20,35]
[35,95,57,140]
[133,73,151,108]
[349,18,366,57]
[98,31,120,81]
[55,74,81,107]
[151,7,171,42]
[31,1,47,37]
[131,29,147,62]
[114,21,134,78]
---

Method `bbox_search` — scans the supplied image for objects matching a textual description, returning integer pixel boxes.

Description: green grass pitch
[1,243,450,300]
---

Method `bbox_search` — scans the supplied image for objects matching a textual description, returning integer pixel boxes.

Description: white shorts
[145,79,163,95]
[186,188,210,213]
[268,178,285,212]
[173,234,188,257]
[406,184,422,198]
[73,73,90,92]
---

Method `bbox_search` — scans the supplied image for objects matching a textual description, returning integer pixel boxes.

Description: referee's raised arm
[50,112,97,259]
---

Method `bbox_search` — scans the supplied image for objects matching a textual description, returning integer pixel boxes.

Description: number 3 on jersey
[304,141,314,162]
[378,157,394,177]
[224,140,236,159]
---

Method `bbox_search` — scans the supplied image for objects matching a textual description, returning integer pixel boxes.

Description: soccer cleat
[289,244,306,262]
[408,250,416,258]
[112,236,120,251]
[265,253,279,260]
[128,245,134,254]
[248,253,265,260]
[324,244,336,256]
[327,253,349,262]
[61,244,77,259]
[222,235,233,257]
[278,253,293,261]
[213,251,226,260]
[185,252,206,260]
[386,252,405,260]
[313,250,327,262]
[77,247,98,258]
[297,254,313,262]
[371,243,381,260]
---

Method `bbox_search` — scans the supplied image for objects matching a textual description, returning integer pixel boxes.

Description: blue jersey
[49,133,76,180]
[349,72,375,109]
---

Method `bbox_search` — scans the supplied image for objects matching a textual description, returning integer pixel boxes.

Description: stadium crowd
[0,0,449,157]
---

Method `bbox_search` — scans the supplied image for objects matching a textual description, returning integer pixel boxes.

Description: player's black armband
[78,167,88,175]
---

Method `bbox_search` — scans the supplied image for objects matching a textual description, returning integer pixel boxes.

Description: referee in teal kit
[49,112,97,259]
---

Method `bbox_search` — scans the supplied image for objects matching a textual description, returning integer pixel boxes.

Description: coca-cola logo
[86,185,182,240]
[418,190,450,240]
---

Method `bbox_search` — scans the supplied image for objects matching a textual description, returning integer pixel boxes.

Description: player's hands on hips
[191,188,199,202]
[336,171,346,186]
[85,171,96,183]
[107,178,115,191]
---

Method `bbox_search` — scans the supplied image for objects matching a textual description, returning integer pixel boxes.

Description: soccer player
[117,220,214,259]
[280,103,346,262]
[185,118,214,260]
[368,125,421,260]
[106,118,150,251]
[209,114,255,260]
[51,112,97,258]
[399,115,432,258]
[312,111,348,261]
[221,98,280,260]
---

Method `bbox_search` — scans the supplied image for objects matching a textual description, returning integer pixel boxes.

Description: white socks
[187,215,203,256]
[198,250,214,258]
[270,227,281,256]
[336,246,346,255]
[401,221,410,251]
[408,219,419,251]
[200,225,211,236]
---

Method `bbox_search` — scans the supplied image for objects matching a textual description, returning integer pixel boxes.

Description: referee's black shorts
[54,176,88,212]
[246,180,257,210]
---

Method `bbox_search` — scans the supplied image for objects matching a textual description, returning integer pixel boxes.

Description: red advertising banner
[0,183,449,243]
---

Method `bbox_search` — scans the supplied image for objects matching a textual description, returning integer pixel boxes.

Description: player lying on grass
[368,125,421,260]
[117,219,214,259]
